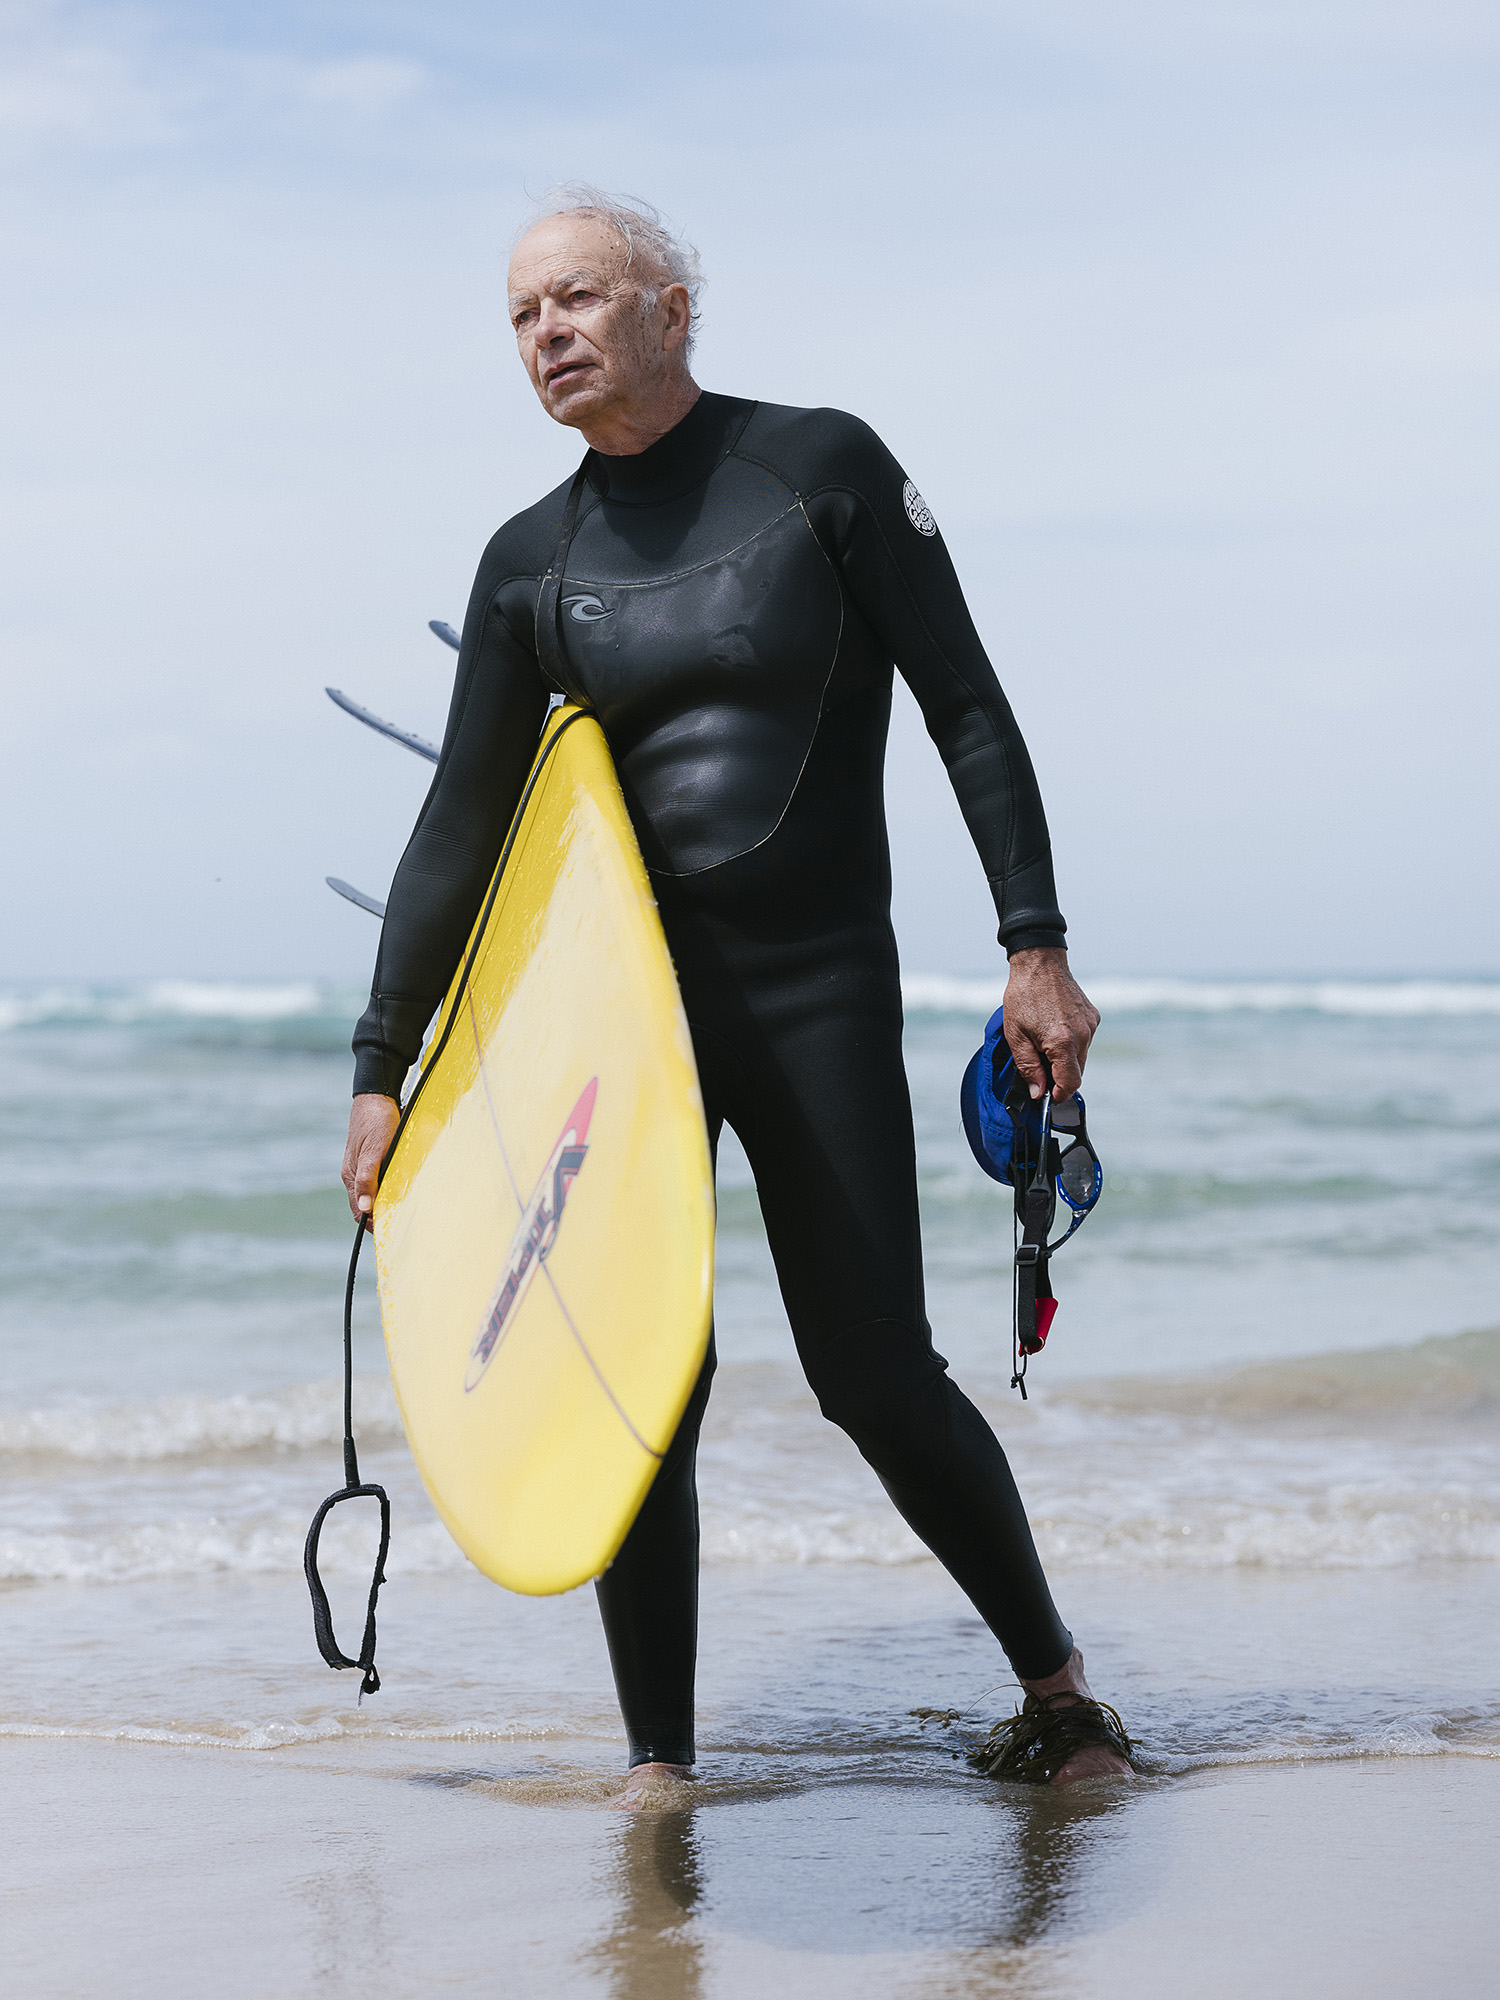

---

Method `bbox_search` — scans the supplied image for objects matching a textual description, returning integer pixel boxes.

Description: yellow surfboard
[372,704,715,1595]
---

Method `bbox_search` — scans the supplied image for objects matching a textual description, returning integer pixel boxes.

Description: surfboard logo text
[465,1078,597,1393]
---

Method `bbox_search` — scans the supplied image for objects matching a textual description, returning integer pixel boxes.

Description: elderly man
[343,189,1132,1797]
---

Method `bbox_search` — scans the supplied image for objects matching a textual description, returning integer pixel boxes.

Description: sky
[2,0,1496,982]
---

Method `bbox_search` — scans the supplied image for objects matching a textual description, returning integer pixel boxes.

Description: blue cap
[959,1006,1045,1185]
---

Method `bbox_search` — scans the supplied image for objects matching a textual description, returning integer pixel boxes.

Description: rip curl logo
[902,480,937,537]
[564,593,614,623]
[464,1079,597,1392]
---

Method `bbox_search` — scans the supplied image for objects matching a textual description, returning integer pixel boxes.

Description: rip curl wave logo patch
[564,593,614,623]
[902,480,937,537]
[465,1079,597,1392]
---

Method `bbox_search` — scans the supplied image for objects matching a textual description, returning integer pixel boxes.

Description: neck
[580,373,702,456]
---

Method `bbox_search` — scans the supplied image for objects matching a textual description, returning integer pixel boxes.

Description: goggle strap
[1014,1179,1056,1369]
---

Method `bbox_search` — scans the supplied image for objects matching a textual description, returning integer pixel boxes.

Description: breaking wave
[3,1333,1496,1584]
[0,1378,400,1463]
[901,974,1500,1018]
[1059,1326,1500,1421]
[0,982,350,1032]
[0,1511,466,1587]
[8,975,1499,1037]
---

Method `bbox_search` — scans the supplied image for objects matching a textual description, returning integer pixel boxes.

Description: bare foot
[609,1761,694,1811]
[1019,1646,1135,1785]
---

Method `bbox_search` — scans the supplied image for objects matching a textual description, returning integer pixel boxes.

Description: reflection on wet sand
[591,1806,705,2000]
[293,1823,394,1992]
[587,1770,1137,1990]
[991,1782,1136,1954]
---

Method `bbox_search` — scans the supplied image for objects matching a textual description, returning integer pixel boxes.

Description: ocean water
[2,975,1498,1789]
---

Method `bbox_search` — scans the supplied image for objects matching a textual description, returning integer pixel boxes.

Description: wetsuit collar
[585,391,755,506]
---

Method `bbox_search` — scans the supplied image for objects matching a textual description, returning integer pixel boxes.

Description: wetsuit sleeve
[804,417,1067,952]
[351,548,550,1099]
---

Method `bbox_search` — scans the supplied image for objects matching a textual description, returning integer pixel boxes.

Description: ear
[659,282,692,354]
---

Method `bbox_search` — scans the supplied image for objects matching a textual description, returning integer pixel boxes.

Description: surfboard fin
[326,686,439,763]
[326,877,387,919]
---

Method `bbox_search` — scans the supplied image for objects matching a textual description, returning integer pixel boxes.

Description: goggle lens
[1057,1136,1102,1213]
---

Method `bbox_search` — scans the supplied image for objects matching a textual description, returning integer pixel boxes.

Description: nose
[534,297,572,348]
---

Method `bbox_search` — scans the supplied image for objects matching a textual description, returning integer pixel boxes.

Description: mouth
[544,361,594,391]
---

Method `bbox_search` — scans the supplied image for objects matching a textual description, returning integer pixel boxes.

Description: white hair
[519,183,705,355]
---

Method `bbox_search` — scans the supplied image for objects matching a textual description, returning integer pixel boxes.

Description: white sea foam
[142,980,327,1020]
[0,1512,466,1586]
[702,1510,928,1568]
[901,973,1500,1017]
[8,975,1498,1035]
[6,1487,1493,1585]
[0,981,347,1031]
[0,1379,401,1462]
[1147,1721,1500,1776]
[5,1337,1497,1581]
[697,1487,1500,1572]
[0,1716,611,1752]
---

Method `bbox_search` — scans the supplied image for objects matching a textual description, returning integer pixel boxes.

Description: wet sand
[5,1735,1493,1998]
[4,1560,1495,1998]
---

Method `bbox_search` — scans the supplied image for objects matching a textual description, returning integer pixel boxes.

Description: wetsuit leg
[593,1114,722,1769]
[708,994,1073,1681]
[593,982,1071,1764]
[593,1331,716,1768]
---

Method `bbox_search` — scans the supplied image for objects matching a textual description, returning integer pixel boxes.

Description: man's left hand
[1002,947,1100,1102]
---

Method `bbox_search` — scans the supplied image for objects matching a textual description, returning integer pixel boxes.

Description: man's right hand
[342,1093,402,1227]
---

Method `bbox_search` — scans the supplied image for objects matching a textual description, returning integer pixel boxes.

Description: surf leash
[303,1219,391,1698]
[959,1005,1103,1397]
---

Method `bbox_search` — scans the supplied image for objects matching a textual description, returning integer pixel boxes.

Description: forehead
[507,213,628,298]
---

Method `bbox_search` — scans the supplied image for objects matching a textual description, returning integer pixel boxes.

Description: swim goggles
[959,1005,1103,1393]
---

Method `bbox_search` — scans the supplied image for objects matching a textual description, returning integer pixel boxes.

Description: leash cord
[1010,1203,1028,1399]
[303,1219,391,1699]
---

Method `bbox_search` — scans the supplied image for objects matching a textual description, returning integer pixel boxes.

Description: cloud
[0,30,175,152]
[293,56,425,112]
[0,8,430,165]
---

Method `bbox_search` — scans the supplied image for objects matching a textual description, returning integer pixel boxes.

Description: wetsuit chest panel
[558,489,844,877]
[352,391,1069,1105]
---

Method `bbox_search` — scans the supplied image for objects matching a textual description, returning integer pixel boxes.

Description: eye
[567,288,599,307]
[512,307,537,332]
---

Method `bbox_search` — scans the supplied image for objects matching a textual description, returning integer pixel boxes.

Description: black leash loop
[304,1219,391,1698]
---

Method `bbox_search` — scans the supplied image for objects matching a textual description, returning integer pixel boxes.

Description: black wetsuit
[354,391,1074,1766]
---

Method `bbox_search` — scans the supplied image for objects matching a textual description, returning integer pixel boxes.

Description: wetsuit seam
[403,825,504,859]
[644,500,844,880]
[729,443,811,499]
[820,1312,933,1346]
[566,503,805,592]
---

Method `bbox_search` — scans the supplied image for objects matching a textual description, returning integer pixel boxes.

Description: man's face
[507,213,679,431]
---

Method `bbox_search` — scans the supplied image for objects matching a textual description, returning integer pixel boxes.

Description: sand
[3,1560,1495,1999]
[4,1737,1493,1998]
